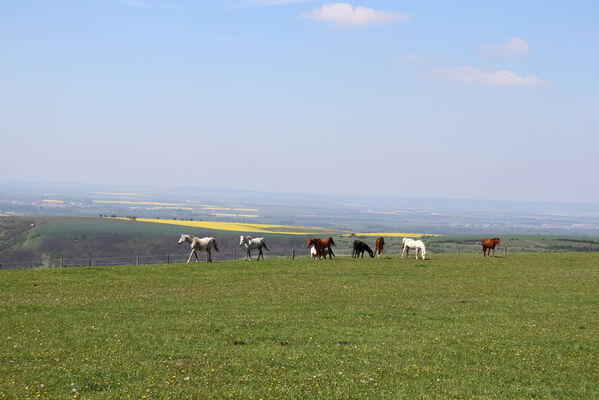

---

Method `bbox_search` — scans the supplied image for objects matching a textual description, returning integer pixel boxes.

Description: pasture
[1,254,598,399]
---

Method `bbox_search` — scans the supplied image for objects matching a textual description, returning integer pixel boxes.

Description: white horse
[239,235,270,261]
[310,245,318,259]
[402,238,426,260]
[178,234,219,263]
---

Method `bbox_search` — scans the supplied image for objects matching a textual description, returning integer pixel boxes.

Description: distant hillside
[2,217,599,269]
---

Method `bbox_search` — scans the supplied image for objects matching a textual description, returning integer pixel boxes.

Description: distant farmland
[2,216,599,269]
[119,217,430,237]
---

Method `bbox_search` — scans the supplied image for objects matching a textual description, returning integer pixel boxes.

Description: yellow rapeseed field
[117,218,432,237]
[92,200,260,213]
[93,200,209,207]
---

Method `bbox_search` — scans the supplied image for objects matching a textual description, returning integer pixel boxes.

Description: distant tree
[111,214,116,218]
[99,214,103,218]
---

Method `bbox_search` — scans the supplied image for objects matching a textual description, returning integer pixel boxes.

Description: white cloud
[478,37,530,56]
[504,37,529,54]
[301,3,410,27]
[435,66,549,88]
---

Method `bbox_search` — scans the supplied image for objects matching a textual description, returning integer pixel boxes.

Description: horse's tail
[401,237,407,250]
[263,241,270,251]
[212,238,219,252]
[329,237,336,247]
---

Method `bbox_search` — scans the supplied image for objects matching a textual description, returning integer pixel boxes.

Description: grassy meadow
[1,253,598,399]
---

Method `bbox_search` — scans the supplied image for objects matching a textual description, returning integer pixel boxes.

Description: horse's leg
[187,249,194,263]
[258,248,263,260]
[492,247,495,258]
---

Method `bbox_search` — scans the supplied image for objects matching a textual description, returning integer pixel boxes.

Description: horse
[310,245,318,259]
[402,237,426,260]
[239,235,270,261]
[375,237,385,258]
[352,240,374,258]
[178,234,219,263]
[482,238,501,257]
[307,237,336,259]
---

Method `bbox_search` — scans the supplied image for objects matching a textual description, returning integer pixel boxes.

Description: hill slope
[1,254,598,398]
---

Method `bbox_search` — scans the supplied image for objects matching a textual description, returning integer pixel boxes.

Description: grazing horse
[402,238,426,260]
[482,238,501,257]
[375,237,385,258]
[352,240,374,258]
[178,234,219,263]
[307,237,336,259]
[239,235,270,261]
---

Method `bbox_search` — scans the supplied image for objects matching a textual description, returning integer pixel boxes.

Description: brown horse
[375,237,385,258]
[307,237,336,259]
[482,238,501,257]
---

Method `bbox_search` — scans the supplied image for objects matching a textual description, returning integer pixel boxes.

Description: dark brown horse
[352,240,374,258]
[307,237,336,259]
[375,237,385,258]
[482,238,501,257]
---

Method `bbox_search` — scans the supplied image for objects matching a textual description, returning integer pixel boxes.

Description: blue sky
[1,1,598,202]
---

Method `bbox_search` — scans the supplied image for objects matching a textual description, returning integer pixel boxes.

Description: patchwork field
[121,218,428,237]
[1,253,598,399]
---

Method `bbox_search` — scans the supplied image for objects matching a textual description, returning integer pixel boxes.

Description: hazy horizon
[4,179,599,212]
[2,1,598,202]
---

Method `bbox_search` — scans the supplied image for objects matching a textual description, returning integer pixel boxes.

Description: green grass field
[1,254,598,399]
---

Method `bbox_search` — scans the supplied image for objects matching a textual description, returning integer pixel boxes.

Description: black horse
[352,240,374,258]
